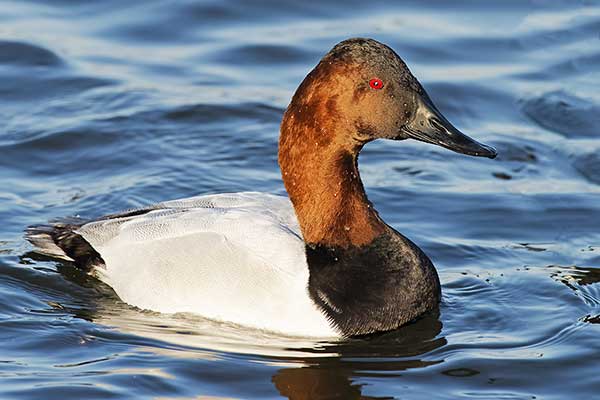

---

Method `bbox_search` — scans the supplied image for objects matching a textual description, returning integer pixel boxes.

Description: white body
[75,192,338,337]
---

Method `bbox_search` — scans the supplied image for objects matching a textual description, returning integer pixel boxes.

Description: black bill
[402,92,497,159]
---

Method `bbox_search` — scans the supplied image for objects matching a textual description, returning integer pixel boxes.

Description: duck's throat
[279,144,386,248]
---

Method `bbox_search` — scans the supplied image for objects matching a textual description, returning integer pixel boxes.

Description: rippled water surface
[1,1,599,398]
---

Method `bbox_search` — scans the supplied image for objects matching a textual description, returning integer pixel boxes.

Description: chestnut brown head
[283,38,496,158]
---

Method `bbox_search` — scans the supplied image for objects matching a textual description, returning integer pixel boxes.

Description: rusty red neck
[278,101,386,248]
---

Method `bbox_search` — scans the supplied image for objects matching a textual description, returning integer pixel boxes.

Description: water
[1,0,599,398]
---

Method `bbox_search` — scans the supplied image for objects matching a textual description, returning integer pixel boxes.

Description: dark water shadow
[269,312,445,399]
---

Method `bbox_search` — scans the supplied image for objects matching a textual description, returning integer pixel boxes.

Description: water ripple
[1,0,599,399]
[522,90,600,137]
[0,40,64,67]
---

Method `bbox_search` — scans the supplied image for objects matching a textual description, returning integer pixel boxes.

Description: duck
[26,38,496,338]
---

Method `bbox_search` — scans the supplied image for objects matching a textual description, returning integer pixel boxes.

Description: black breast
[306,232,441,337]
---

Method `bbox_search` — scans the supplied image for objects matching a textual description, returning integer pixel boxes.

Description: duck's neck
[279,124,386,249]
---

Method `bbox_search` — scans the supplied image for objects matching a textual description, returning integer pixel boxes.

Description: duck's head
[279,38,496,248]
[281,37,496,158]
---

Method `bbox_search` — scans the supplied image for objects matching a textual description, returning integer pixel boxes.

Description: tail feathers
[25,219,105,270]
[25,225,74,261]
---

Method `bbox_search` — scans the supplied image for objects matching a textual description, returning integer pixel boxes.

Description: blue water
[1,1,599,398]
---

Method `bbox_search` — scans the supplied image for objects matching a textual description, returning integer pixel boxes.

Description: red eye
[369,78,383,90]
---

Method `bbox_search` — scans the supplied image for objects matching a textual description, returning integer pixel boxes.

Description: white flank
[76,192,339,338]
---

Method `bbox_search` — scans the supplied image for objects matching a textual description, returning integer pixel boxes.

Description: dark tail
[25,219,105,270]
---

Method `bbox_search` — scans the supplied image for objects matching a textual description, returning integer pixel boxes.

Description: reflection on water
[45,254,446,399]
[20,252,447,399]
[2,0,600,398]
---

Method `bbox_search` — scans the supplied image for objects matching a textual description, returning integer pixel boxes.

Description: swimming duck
[26,38,496,338]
